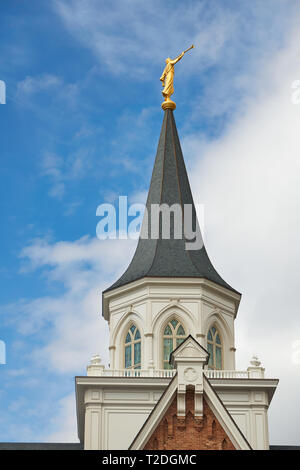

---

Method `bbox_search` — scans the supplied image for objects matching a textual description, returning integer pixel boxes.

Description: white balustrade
[90,368,176,378]
[87,368,255,379]
[204,370,250,379]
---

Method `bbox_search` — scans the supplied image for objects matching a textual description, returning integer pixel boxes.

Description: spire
[104,110,237,294]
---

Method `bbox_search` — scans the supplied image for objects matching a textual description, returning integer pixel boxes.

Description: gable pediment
[170,335,209,366]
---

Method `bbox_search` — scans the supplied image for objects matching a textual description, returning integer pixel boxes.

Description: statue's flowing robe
[160,63,175,98]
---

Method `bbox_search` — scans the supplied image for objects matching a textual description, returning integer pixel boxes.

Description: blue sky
[1,0,300,443]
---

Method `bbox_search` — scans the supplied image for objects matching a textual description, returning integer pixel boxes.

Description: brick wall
[144,388,235,450]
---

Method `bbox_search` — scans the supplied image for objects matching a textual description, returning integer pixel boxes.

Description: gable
[143,388,235,451]
[129,335,251,450]
[170,335,209,364]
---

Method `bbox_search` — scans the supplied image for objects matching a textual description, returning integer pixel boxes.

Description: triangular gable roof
[129,374,252,450]
[202,375,252,449]
[169,334,209,366]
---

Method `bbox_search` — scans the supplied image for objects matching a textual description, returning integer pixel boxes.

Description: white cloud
[17,74,62,96]
[5,0,300,445]
[64,201,82,216]
[53,0,236,77]
[52,0,299,132]
[40,152,65,199]
[12,26,300,443]
[15,73,80,113]
[0,235,137,442]
[14,236,137,373]
[40,148,93,200]
[44,394,79,443]
[128,189,147,206]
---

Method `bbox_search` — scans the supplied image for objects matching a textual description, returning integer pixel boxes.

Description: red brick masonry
[144,388,235,450]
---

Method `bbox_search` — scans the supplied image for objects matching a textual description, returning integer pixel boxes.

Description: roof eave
[102,276,241,321]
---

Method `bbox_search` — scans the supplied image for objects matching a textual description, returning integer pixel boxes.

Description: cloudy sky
[0,0,300,445]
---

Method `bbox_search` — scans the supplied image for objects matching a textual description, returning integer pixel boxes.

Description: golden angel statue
[160,45,194,110]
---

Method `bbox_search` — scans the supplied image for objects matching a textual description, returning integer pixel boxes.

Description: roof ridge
[145,107,169,277]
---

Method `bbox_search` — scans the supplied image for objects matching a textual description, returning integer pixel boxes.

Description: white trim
[129,375,178,450]
[203,378,251,450]
[129,375,251,450]
[113,313,145,369]
[152,306,193,369]
[204,314,234,369]
[103,277,241,320]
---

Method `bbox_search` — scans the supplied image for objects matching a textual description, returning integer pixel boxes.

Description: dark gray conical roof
[104,109,237,294]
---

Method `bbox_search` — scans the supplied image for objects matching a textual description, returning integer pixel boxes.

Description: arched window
[163,319,186,369]
[124,324,141,369]
[207,326,222,370]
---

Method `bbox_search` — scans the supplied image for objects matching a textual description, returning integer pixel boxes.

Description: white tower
[76,109,278,451]
[103,109,240,373]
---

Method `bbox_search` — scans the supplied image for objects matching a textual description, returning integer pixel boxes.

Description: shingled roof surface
[0,443,83,450]
[104,109,237,294]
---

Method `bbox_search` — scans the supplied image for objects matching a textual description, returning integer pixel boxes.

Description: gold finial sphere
[161,100,176,111]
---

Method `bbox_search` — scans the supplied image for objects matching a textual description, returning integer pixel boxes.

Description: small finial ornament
[87,354,105,376]
[160,45,194,111]
[250,355,261,367]
[90,354,101,365]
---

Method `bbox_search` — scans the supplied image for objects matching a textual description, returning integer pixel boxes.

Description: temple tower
[76,107,278,451]
[102,109,240,372]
